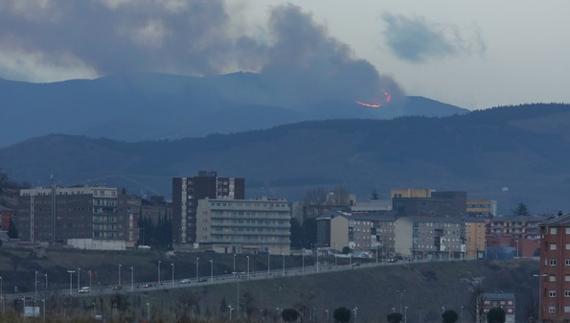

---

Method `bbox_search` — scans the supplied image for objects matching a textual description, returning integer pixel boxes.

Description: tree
[487,307,506,323]
[513,203,529,216]
[387,312,403,323]
[333,307,351,323]
[281,308,300,322]
[371,189,379,200]
[442,310,459,323]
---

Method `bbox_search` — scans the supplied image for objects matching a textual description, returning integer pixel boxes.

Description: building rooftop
[491,215,546,222]
[540,214,570,227]
[403,215,464,224]
[481,292,516,301]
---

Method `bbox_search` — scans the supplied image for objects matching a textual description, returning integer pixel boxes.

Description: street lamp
[87,270,92,291]
[41,298,46,321]
[267,251,271,276]
[396,289,406,313]
[196,257,199,282]
[67,270,75,296]
[157,260,161,285]
[77,267,81,292]
[34,270,39,301]
[316,248,320,272]
[130,266,134,291]
[210,259,214,282]
[302,248,305,273]
[44,273,48,291]
[171,263,175,287]
[282,251,285,276]
[246,256,250,280]
[233,254,237,273]
[118,264,122,287]
[404,306,408,323]
[352,307,359,323]
[146,302,151,321]
[0,276,4,314]
[228,305,234,321]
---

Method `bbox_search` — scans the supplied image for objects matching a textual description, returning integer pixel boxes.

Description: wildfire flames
[356,90,392,109]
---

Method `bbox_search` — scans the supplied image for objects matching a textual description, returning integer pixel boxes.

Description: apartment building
[394,216,464,258]
[172,171,245,244]
[467,199,497,218]
[539,215,570,322]
[487,215,543,258]
[465,218,488,259]
[316,211,396,255]
[195,198,291,254]
[478,293,516,323]
[17,186,131,245]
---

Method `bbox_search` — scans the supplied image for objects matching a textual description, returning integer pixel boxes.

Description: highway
[2,257,472,303]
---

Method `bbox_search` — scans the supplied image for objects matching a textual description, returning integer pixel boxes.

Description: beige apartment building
[196,198,291,254]
[467,199,497,217]
[465,218,488,258]
[394,216,464,258]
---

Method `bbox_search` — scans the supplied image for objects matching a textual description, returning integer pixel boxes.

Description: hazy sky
[0,0,568,108]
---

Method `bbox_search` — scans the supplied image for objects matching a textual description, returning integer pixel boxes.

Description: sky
[0,0,568,109]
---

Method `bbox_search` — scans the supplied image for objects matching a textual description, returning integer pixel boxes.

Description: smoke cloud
[0,0,402,105]
[382,13,485,63]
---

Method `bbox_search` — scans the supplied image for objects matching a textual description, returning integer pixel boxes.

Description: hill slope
[0,103,569,212]
[0,73,467,147]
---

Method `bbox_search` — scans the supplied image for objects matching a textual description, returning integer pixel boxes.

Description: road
[2,257,472,303]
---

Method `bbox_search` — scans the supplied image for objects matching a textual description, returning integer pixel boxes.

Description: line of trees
[279,307,507,323]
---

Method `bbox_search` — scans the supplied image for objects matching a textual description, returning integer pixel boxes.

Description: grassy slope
[27,259,536,323]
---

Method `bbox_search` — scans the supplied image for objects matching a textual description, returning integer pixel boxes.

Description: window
[566,275,570,282]
[565,290,570,297]
[549,290,557,297]
[566,259,570,266]
[550,228,558,235]
[550,275,557,282]
[551,259,558,266]
[566,227,570,235]
[565,306,570,313]
[567,244,570,250]
[549,306,556,314]
[550,244,558,250]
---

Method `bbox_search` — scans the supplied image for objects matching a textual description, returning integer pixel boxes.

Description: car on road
[180,279,192,284]
[79,286,90,294]
[143,283,153,288]
[112,285,122,291]
[199,278,208,283]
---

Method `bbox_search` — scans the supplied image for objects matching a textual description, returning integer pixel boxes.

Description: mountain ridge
[1,103,569,213]
[0,73,467,147]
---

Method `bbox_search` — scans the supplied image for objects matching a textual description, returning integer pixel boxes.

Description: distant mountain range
[0,73,467,147]
[1,103,569,213]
